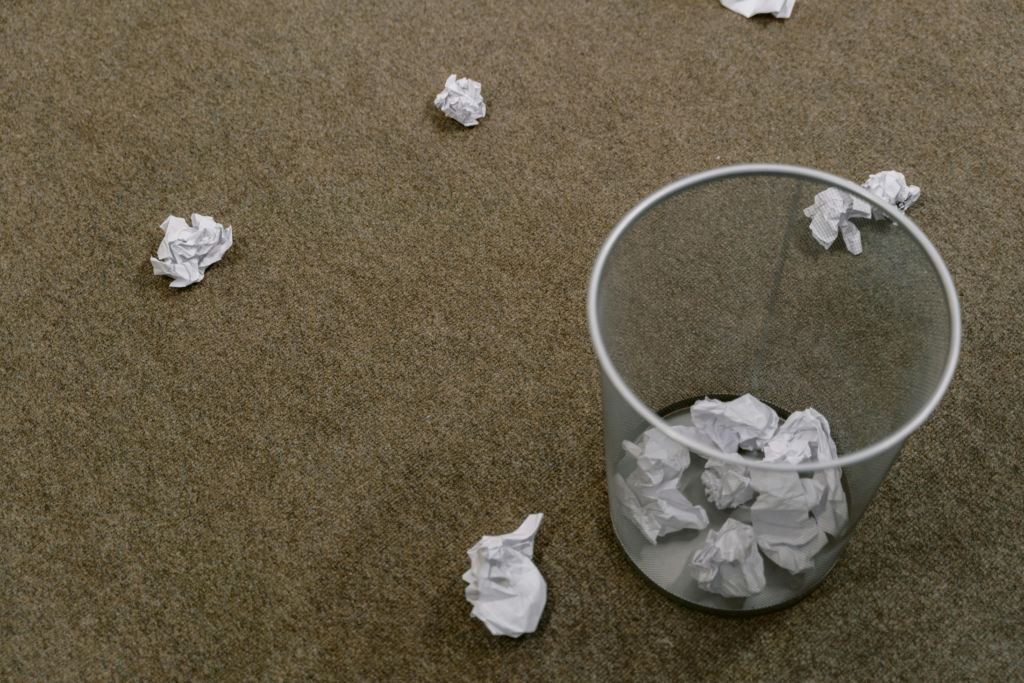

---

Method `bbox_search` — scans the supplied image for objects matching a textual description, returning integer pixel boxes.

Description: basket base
[610,394,851,616]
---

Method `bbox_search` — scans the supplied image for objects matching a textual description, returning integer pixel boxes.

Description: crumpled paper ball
[150,213,232,288]
[702,459,756,509]
[803,188,873,254]
[720,0,797,19]
[691,518,766,597]
[862,170,921,217]
[617,426,709,544]
[462,514,547,637]
[434,74,486,127]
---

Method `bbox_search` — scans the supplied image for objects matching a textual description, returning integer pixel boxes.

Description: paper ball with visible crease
[434,74,486,127]
[862,170,921,217]
[691,518,766,597]
[463,514,546,637]
[150,214,232,288]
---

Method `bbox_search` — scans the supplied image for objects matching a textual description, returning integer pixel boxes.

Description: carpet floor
[1,0,1021,680]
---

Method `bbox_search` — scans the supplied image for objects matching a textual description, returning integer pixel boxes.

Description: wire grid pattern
[596,174,952,613]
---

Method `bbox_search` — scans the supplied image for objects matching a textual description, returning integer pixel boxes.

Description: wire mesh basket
[587,165,961,615]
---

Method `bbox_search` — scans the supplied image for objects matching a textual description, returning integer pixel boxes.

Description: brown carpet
[1,0,1021,680]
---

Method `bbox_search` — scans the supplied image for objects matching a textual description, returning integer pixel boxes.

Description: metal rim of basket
[587,163,962,472]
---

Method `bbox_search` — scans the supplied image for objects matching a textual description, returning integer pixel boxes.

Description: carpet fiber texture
[1,0,1021,680]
